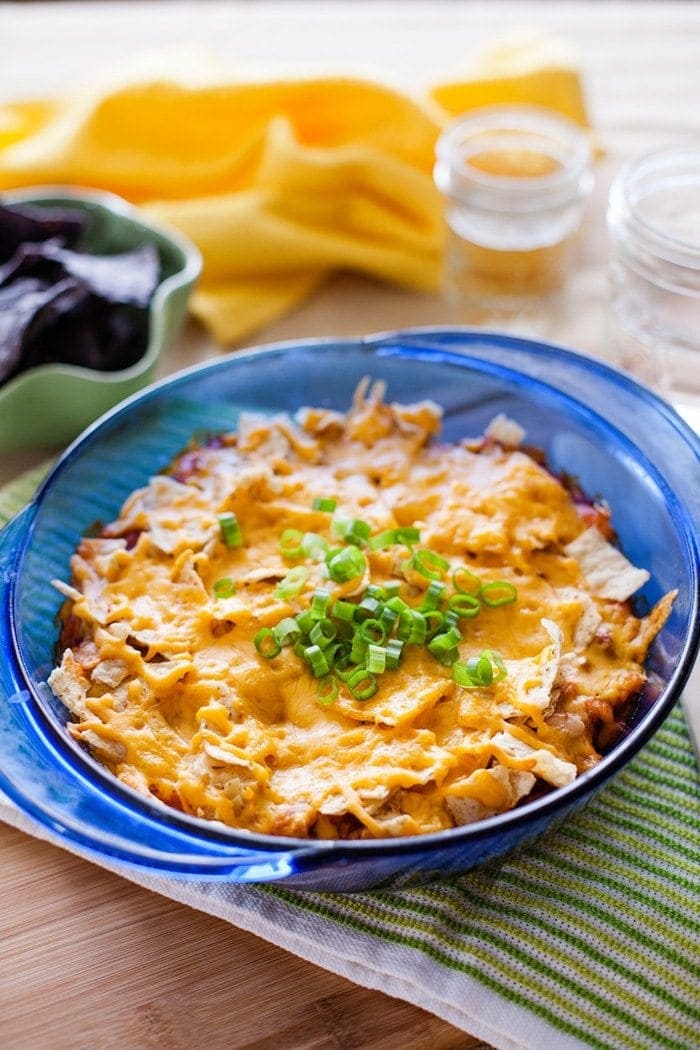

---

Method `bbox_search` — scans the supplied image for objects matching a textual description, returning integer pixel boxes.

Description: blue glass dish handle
[0,507,323,882]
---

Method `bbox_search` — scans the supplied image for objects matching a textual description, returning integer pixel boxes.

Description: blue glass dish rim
[4,327,699,860]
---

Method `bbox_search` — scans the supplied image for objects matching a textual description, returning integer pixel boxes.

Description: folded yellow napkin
[0,35,589,345]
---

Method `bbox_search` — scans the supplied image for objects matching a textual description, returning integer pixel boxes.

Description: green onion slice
[368,529,399,552]
[411,548,450,581]
[279,528,304,559]
[359,618,387,644]
[453,649,508,688]
[452,566,481,595]
[273,617,301,647]
[479,581,518,607]
[421,580,446,611]
[213,577,236,598]
[316,675,339,706]
[448,592,481,619]
[254,627,281,659]
[309,618,337,649]
[275,566,308,600]
[347,668,378,701]
[396,608,427,645]
[304,644,330,678]
[326,546,367,583]
[342,519,372,546]
[367,644,387,674]
[312,497,337,512]
[385,638,404,669]
[301,532,329,562]
[331,599,356,622]
[310,588,331,620]
[219,512,243,548]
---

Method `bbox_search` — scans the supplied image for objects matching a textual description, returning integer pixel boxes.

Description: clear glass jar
[434,105,594,328]
[607,143,700,413]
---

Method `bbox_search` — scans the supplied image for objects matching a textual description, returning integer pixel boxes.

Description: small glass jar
[607,143,700,413]
[434,105,594,328]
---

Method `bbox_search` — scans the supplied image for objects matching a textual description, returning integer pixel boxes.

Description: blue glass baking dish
[0,328,698,892]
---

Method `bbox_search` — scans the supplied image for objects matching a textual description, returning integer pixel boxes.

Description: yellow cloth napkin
[0,36,589,345]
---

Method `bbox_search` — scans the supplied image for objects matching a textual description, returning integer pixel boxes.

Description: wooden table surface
[1,4,699,1048]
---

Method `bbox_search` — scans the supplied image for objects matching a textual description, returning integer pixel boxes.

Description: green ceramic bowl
[0,187,201,451]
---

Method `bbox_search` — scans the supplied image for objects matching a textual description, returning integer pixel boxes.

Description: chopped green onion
[421,580,446,611]
[422,609,445,638]
[316,675,339,706]
[480,581,518,607]
[309,618,337,649]
[448,592,481,619]
[364,584,386,601]
[411,548,450,581]
[379,606,399,633]
[275,566,308,600]
[368,529,399,551]
[327,546,367,583]
[350,632,368,664]
[331,599,356,622]
[354,595,381,621]
[397,608,427,645]
[395,526,421,545]
[347,668,378,701]
[385,638,405,669]
[293,640,307,659]
[359,618,387,645]
[295,608,314,636]
[213,577,236,598]
[452,567,481,595]
[312,497,336,513]
[342,519,372,546]
[367,644,387,674]
[273,617,301,647]
[279,528,304,559]
[481,648,508,682]
[453,649,508,688]
[310,588,331,620]
[301,532,329,562]
[385,595,409,613]
[384,580,402,598]
[254,627,281,659]
[331,516,350,538]
[304,644,330,678]
[428,627,462,663]
[434,646,460,667]
[443,610,460,630]
[219,512,243,548]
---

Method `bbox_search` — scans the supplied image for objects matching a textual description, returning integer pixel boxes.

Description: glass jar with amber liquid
[434,106,594,328]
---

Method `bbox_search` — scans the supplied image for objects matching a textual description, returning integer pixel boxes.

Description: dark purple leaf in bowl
[0,240,160,308]
[0,277,87,383]
[0,202,86,264]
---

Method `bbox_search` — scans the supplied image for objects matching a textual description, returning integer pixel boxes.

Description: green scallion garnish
[312,497,337,513]
[347,668,378,701]
[219,512,243,548]
[411,548,450,581]
[479,581,518,607]
[213,577,236,598]
[254,627,281,659]
[279,528,304,559]
[275,566,309,600]
[326,545,367,583]
[304,644,330,678]
[448,592,481,619]
[316,675,339,706]
[367,643,387,674]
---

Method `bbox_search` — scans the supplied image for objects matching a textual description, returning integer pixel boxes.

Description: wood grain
[1,4,699,1048]
[0,825,484,1050]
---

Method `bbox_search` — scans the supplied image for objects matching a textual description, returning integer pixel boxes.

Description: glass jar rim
[607,142,700,269]
[434,104,593,213]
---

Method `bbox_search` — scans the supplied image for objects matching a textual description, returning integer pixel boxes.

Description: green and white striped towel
[1,468,698,1050]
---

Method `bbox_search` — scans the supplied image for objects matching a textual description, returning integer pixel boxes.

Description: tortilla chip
[564,527,650,601]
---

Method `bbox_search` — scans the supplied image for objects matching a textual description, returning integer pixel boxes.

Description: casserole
[0,329,697,890]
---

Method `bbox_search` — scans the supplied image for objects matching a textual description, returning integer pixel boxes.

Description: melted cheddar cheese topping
[49,382,674,839]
